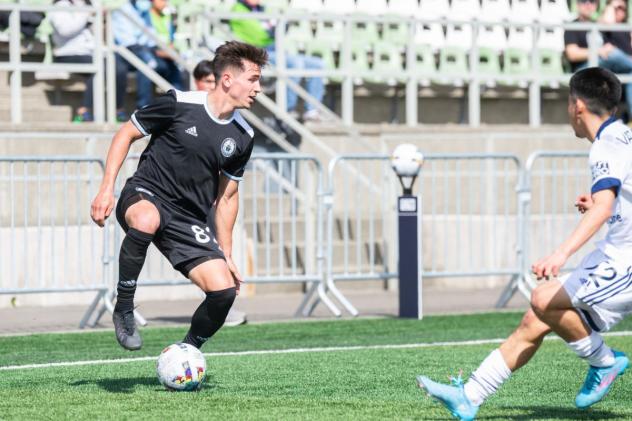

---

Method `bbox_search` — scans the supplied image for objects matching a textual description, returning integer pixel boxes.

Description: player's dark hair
[212,41,268,82]
[569,67,622,116]
[193,60,214,81]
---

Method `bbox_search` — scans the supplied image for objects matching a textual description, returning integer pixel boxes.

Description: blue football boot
[575,350,629,409]
[417,373,479,421]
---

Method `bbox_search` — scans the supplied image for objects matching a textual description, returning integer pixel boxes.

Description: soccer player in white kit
[417,67,631,420]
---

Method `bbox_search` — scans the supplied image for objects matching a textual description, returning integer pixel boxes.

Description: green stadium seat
[410,44,435,87]
[502,48,530,88]
[285,19,313,50]
[538,48,564,88]
[305,41,337,84]
[349,44,370,85]
[476,47,501,87]
[351,17,380,46]
[265,0,290,13]
[436,46,468,87]
[370,41,404,85]
[381,16,409,48]
[314,20,344,51]
[101,0,126,8]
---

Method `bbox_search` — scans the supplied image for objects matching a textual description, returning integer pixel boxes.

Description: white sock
[566,331,615,367]
[463,349,512,406]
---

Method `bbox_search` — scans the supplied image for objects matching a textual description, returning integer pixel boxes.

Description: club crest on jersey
[591,161,610,180]
[221,138,236,157]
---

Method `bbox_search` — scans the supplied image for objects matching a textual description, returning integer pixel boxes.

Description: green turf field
[1,312,631,420]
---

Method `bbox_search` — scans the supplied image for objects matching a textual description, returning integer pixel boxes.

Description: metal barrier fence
[87,152,339,326]
[322,153,523,315]
[0,157,110,327]
[1,151,603,323]
[497,150,601,307]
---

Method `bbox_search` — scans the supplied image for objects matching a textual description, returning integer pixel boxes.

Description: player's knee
[530,285,553,318]
[126,207,160,233]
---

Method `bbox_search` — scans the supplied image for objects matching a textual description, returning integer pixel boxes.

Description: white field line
[2,330,632,372]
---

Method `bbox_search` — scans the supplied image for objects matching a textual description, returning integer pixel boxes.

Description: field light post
[391,144,424,320]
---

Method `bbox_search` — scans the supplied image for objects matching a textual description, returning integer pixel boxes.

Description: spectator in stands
[50,0,125,122]
[599,0,632,117]
[229,0,326,122]
[50,0,95,122]
[112,0,182,112]
[564,0,601,72]
[147,0,183,91]
[564,0,632,118]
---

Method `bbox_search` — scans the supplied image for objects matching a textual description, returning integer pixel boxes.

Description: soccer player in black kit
[90,41,267,351]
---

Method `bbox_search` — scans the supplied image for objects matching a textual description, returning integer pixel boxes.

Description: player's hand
[90,189,114,227]
[225,257,243,294]
[575,194,593,214]
[531,250,568,281]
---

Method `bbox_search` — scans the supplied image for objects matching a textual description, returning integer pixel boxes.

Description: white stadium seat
[289,0,323,13]
[419,0,450,20]
[480,0,511,22]
[387,0,421,17]
[507,25,535,51]
[539,0,571,23]
[477,24,507,52]
[415,22,446,51]
[445,22,473,49]
[322,0,356,15]
[536,26,565,52]
[449,0,480,20]
[509,0,541,23]
[356,0,389,15]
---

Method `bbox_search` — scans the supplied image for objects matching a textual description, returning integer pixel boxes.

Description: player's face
[195,74,216,93]
[229,60,262,109]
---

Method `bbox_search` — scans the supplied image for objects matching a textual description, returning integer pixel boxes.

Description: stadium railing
[319,152,524,316]
[202,10,632,127]
[4,3,632,128]
[497,150,603,306]
[0,156,111,328]
[85,152,342,327]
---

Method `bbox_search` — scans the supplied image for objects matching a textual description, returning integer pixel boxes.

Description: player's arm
[215,174,243,290]
[532,188,616,280]
[90,121,145,227]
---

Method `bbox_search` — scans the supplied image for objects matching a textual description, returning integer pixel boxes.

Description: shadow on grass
[71,376,217,394]
[480,405,621,420]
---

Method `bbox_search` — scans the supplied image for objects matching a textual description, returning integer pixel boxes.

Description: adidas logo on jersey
[185,126,198,137]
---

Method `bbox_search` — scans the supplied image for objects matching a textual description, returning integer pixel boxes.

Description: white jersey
[589,117,632,260]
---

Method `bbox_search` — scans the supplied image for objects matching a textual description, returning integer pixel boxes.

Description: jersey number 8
[191,225,211,244]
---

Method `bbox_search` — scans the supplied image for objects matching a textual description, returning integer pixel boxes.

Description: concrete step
[0,107,73,123]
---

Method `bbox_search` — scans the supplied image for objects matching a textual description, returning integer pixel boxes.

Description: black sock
[183,287,237,349]
[115,228,153,313]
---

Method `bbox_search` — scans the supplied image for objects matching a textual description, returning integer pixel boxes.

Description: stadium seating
[322,0,356,15]
[449,0,480,20]
[419,0,451,19]
[356,0,389,16]
[509,0,541,23]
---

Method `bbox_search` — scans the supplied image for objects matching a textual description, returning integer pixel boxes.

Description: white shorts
[561,249,632,332]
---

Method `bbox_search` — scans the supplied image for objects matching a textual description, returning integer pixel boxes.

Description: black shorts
[115,182,225,277]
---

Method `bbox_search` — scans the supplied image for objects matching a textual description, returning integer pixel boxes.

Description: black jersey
[129,90,254,221]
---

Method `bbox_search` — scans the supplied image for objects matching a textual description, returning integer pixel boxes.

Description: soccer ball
[391,143,424,177]
[156,343,207,391]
